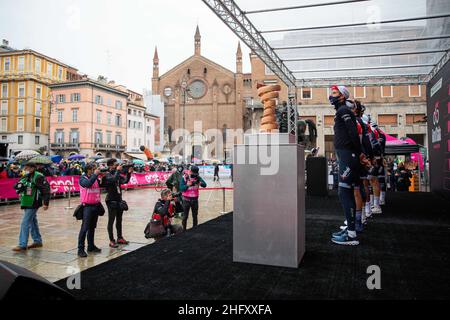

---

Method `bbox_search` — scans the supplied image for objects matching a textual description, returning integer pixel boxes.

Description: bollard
[220,187,227,215]
[65,182,74,210]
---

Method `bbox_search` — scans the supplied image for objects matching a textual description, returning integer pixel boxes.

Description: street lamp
[181,79,190,163]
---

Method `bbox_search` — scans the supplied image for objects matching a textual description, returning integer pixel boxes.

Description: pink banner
[0,172,170,200]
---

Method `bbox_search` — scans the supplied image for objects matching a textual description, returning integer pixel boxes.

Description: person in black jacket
[329,85,362,246]
[12,162,50,252]
[101,158,132,248]
[395,162,411,192]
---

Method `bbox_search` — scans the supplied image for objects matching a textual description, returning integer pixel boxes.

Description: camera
[14,181,27,194]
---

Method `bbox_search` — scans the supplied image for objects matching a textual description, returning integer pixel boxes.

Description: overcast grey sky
[0,0,254,93]
[0,0,426,92]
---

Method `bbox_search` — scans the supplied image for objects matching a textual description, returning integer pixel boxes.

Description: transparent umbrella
[27,155,53,165]
[14,150,40,161]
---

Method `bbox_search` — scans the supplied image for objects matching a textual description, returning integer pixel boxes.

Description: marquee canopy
[202,0,450,88]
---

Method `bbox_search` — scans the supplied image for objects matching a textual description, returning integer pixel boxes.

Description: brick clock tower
[152,26,245,161]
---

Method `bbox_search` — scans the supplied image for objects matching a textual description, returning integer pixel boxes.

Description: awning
[123,152,148,161]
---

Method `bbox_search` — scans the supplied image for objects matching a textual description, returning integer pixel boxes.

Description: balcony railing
[94,144,126,151]
[50,143,80,150]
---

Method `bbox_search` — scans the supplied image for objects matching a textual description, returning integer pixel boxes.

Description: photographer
[101,158,132,248]
[12,162,50,252]
[148,189,183,241]
[179,165,207,231]
[77,163,102,258]
[395,162,412,192]
[166,164,184,192]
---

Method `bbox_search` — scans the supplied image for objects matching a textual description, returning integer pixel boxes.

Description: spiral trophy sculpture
[257,83,281,132]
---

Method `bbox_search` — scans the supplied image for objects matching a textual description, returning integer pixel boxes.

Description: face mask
[177,168,183,173]
[23,170,30,176]
[328,95,340,106]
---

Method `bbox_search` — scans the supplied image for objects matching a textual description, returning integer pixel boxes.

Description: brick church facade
[151,26,246,160]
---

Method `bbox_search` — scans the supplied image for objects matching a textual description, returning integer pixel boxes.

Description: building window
[35,136,40,145]
[35,58,41,74]
[95,131,102,144]
[115,114,121,127]
[406,114,426,125]
[0,117,7,131]
[354,87,366,98]
[35,118,41,132]
[4,57,10,71]
[18,135,23,144]
[115,100,122,109]
[57,110,63,123]
[133,110,136,116]
[378,114,398,126]
[18,56,25,71]
[115,134,122,145]
[72,109,78,122]
[107,112,112,125]
[57,94,66,103]
[17,118,24,131]
[128,109,131,115]
[381,86,393,98]
[106,132,112,144]
[71,93,80,102]
[18,83,25,97]
[1,100,7,115]
[409,85,421,97]
[47,62,53,78]
[96,110,101,124]
[1,83,7,98]
[35,101,41,116]
[95,95,103,104]
[70,130,79,144]
[147,126,151,134]
[58,66,63,80]
[128,120,131,128]
[324,115,334,126]
[18,100,24,115]
[55,130,64,143]
[301,87,312,100]
[36,85,42,99]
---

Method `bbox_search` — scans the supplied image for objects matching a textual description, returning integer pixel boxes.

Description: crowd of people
[11,157,208,257]
[0,158,177,180]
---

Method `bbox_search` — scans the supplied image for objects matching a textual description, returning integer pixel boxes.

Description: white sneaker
[372,206,382,214]
[340,225,347,230]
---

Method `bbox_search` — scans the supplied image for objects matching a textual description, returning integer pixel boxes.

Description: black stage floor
[56,191,450,300]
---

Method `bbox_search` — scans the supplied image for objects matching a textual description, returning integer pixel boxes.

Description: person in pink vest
[179,165,207,230]
[77,162,102,258]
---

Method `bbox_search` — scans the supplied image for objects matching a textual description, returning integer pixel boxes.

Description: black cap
[190,165,199,174]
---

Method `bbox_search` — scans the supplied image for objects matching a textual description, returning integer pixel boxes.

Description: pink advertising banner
[0,172,170,200]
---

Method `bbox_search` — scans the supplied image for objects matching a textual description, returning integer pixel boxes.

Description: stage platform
[55,191,450,300]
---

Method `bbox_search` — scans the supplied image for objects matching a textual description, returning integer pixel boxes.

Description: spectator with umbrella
[28,155,54,177]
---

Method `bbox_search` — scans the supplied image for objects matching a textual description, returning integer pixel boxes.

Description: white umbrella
[14,150,40,161]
